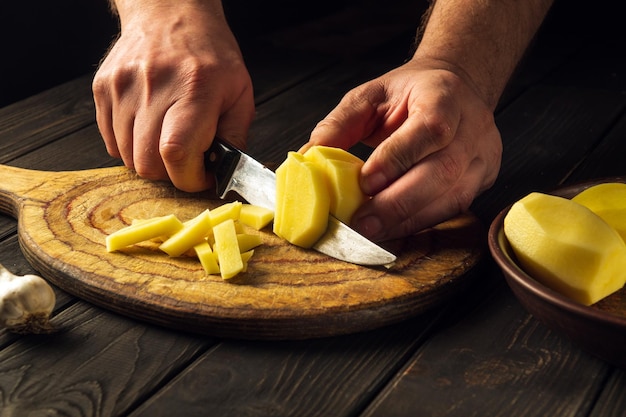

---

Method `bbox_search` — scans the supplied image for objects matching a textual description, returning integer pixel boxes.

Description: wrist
[413,0,554,110]
[113,0,226,31]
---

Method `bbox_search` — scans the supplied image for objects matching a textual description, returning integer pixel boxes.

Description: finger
[351,138,478,241]
[307,83,385,150]
[92,76,120,158]
[360,106,458,196]
[132,106,168,181]
[159,100,217,192]
[106,75,139,170]
[215,85,255,150]
[353,156,487,241]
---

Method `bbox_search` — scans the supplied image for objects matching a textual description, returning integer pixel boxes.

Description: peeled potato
[504,192,626,305]
[273,152,330,248]
[572,182,626,242]
[304,145,367,224]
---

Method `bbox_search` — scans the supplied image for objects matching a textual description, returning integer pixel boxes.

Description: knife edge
[205,138,397,266]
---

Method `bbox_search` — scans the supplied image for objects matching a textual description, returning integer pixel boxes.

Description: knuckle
[433,151,463,186]
[452,188,475,213]
[421,111,453,146]
[160,141,188,164]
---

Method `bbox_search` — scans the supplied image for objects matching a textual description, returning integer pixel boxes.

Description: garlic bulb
[0,263,56,333]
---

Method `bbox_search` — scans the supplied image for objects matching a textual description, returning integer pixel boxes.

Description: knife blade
[205,138,396,266]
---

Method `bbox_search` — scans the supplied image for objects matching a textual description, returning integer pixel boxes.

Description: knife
[205,138,397,266]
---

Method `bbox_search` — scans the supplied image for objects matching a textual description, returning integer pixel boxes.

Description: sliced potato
[273,152,330,248]
[106,214,184,252]
[194,241,220,275]
[210,201,242,226]
[237,233,263,253]
[213,219,244,280]
[239,204,274,230]
[159,210,212,257]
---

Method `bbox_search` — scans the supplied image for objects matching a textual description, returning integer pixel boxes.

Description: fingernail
[354,215,383,241]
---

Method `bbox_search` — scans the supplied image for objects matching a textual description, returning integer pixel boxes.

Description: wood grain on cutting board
[0,163,484,339]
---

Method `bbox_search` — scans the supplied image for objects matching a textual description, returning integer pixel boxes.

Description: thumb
[307,85,382,150]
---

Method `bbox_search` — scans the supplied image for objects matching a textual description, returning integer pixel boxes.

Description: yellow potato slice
[213,219,244,280]
[159,210,212,257]
[239,204,274,230]
[106,214,184,252]
[237,233,263,253]
[194,241,220,275]
[504,192,626,305]
[304,145,365,165]
[273,152,330,248]
[240,250,254,272]
[209,201,242,226]
[304,146,367,224]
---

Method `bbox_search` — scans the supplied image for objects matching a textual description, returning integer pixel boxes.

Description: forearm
[413,0,554,109]
[108,0,226,30]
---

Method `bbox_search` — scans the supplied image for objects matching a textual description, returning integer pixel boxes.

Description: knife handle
[204,138,241,197]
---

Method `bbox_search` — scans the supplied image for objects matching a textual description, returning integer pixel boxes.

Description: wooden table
[1,1,625,415]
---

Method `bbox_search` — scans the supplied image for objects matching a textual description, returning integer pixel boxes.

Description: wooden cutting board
[0,164,485,339]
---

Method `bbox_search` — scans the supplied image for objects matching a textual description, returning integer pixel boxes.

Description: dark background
[0,1,368,108]
[0,0,620,109]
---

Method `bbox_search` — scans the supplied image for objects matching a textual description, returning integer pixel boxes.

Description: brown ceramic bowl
[488,178,626,369]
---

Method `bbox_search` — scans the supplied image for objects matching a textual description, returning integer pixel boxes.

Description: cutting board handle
[0,164,55,218]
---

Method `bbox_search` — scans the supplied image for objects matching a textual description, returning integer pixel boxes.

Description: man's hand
[304,0,553,241]
[92,0,254,192]
[306,59,502,241]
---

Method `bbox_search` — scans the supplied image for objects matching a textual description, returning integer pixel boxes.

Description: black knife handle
[204,138,241,197]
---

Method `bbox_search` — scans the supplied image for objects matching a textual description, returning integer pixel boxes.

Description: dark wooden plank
[567,112,626,182]
[1,209,216,416]
[588,369,626,417]
[361,285,610,417]
[0,75,96,164]
[0,299,213,416]
[129,311,441,417]
[7,124,117,171]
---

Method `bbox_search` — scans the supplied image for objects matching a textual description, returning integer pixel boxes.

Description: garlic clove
[0,264,56,334]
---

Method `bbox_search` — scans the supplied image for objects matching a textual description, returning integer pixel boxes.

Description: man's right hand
[92,0,255,192]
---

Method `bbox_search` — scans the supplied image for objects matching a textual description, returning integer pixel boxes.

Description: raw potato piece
[237,234,263,253]
[304,146,367,224]
[194,241,220,275]
[239,204,274,230]
[106,214,184,252]
[504,192,626,305]
[106,203,271,280]
[213,219,244,280]
[274,152,330,248]
[572,182,626,241]
[159,210,212,257]
[240,250,254,272]
[210,201,242,226]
